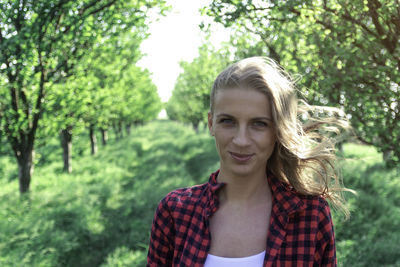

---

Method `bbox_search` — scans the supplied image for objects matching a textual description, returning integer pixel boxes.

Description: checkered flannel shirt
[147,170,336,266]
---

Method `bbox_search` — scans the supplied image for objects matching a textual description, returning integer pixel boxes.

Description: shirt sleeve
[147,196,175,266]
[315,200,337,267]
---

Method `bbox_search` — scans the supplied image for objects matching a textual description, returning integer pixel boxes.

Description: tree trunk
[337,142,343,154]
[17,148,34,194]
[134,120,143,127]
[113,123,121,140]
[100,128,108,146]
[193,122,199,133]
[60,128,72,173]
[112,123,118,140]
[89,125,97,155]
[126,123,131,135]
[383,149,393,162]
[118,121,123,138]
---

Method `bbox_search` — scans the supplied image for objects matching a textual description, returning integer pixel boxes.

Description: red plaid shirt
[147,170,336,266]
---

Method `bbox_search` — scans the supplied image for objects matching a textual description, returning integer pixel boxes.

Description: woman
[147,57,349,266]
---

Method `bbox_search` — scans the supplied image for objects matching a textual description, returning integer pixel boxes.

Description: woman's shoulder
[299,193,330,207]
[275,179,333,222]
[295,193,334,226]
[159,182,210,211]
[272,176,332,214]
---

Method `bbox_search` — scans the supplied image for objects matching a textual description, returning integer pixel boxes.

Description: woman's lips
[229,152,254,162]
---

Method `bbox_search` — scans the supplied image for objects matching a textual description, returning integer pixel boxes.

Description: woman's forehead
[213,88,272,118]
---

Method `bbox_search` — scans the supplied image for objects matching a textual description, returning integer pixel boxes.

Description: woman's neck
[217,168,271,205]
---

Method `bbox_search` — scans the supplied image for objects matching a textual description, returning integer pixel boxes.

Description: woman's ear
[208,112,214,136]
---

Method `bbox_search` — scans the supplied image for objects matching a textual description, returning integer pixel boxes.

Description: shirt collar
[205,170,225,217]
[208,169,226,192]
[267,172,307,216]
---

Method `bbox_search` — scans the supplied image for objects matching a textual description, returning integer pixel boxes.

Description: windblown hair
[211,57,352,217]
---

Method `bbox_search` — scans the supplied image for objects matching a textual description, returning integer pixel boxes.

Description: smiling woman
[208,88,276,182]
[147,57,351,267]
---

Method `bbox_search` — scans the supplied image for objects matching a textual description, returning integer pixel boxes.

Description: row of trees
[168,0,399,166]
[0,0,166,193]
[166,44,231,131]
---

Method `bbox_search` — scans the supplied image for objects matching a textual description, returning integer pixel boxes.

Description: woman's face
[208,87,276,179]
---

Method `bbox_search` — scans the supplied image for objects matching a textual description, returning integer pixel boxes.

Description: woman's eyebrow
[216,113,272,122]
[253,116,273,122]
[216,113,234,118]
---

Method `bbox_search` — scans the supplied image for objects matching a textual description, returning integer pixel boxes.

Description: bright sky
[137,0,232,103]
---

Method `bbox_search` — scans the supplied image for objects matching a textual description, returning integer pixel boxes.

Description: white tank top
[203,251,266,267]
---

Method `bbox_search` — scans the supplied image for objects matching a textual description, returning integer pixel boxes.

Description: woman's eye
[219,118,234,124]
[253,121,268,127]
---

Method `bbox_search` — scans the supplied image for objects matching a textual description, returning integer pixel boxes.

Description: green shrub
[100,247,146,267]
[334,144,400,267]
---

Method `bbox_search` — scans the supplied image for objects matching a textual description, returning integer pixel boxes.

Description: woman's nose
[232,125,251,147]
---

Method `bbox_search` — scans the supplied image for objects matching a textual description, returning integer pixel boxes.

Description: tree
[119,67,162,126]
[47,27,161,171]
[204,0,400,165]
[0,0,166,193]
[166,43,231,130]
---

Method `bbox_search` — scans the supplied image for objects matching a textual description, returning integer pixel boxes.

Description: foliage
[165,43,231,129]
[0,121,399,266]
[334,144,400,266]
[100,247,146,267]
[203,0,400,166]
[68,30,161,132]
[0,0,166,192]
[0,0,159,140]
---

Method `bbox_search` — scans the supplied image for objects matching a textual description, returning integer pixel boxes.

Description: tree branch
[81,0,117,17]
[30,55,46,143]
[368,0,397,53]
[0,28,14,82]
[9,87,19,114]
[367,0,385,36]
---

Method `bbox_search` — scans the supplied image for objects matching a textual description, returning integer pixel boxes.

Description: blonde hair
[211,57,352,217]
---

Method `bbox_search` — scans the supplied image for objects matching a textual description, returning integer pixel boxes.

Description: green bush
[334,144,400,267]
[100,247,146,267]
